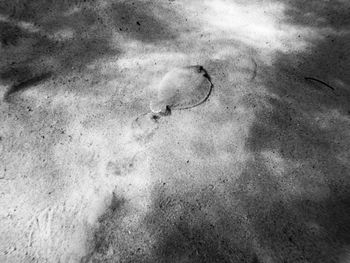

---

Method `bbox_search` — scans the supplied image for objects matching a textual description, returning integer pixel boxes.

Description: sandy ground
[0,0,350,262]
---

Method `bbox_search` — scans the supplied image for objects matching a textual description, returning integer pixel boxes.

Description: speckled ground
[0,0,350,262]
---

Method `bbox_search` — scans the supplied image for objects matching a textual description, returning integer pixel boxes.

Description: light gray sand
[150,65,212,114]
[0,0,350,262]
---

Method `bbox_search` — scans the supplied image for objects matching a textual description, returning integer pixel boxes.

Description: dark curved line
[250,59,257,81]
[178,67,214,110]
[176,79,213,111]
[151,66,214,116]
[4,72,52,101]
[304,77,335,91]
[202,67,212,83]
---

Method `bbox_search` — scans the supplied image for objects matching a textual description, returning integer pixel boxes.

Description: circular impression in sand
[150,65,213,115]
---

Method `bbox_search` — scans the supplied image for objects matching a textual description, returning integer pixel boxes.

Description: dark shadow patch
[0,2,119,98]
[0,0,179,100]
[233,157,350,262]
[84,181,259,262]
[4,72,52,100]
[140,184,257,263]
[110,1,177,43]
[0,21,25,46]
[242,0,350,261]
[282,0,350,30]
[83,193,127,263]
[273,0,350,102]
[0,0,95,22]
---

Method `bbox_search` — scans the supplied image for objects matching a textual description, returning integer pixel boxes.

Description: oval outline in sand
[150,65,213,114]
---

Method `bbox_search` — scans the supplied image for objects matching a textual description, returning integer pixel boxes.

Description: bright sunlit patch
[0,14,40,33]
[48,114,154,259]
[115,51,188,70]
[52,28,75,41]
[63,6,82,16]
[17,21,40,33]
[194,0,316,52]
[261,149,288,177]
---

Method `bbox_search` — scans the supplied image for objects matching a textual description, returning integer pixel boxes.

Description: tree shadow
[81,194,128,263]
[0,2,117,99]
[0,0,178,100]
[274,0,350,99]
[282,0,350,30]
[31,1,349,262]
[242,0,350,261]
[110,1,177,43]
[142,184,258,263]
[234,156,350,262]
[4,72,53,101]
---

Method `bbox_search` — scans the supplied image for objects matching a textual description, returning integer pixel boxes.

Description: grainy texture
[150,65,212,114]
[0,0,350,263]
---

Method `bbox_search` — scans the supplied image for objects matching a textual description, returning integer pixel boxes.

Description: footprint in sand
[150,65,213,115]
[105,151,146,177]
[131,65,213,143]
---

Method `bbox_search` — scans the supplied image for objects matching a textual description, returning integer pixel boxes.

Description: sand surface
[0,0,350,262]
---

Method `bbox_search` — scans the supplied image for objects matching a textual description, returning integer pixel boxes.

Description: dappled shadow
[4,72,53,101]
[20,0,348,262]
[88,181,260,263]
[0,1,117,99]
[142,184,258,263]
[84,1,350,261]
[234,157,350,262]
[81,193,129,263]
[243,0,350,261]
[109,1,177,43]
[275,0,350,97]
[271,33,350,113]
[0,0,178,100]
[282,0,350,30]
